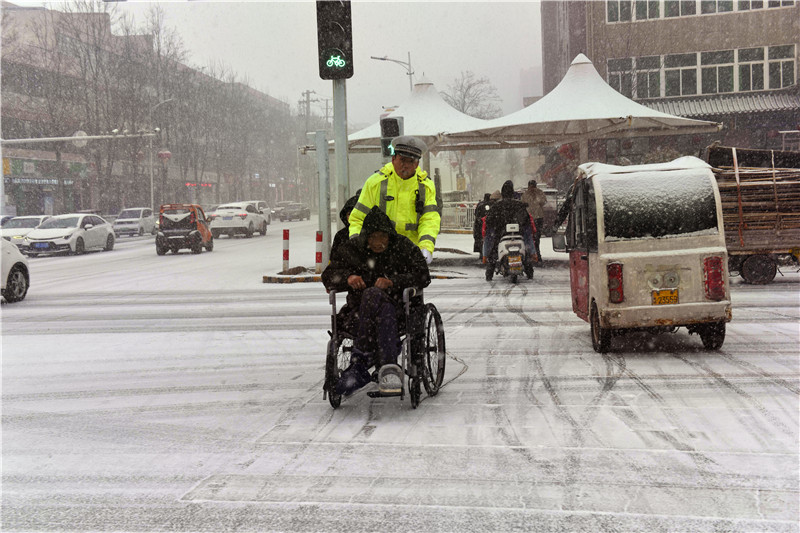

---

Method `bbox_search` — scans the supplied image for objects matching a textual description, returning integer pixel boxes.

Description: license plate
[652,289,678,305]
[223,216,233,220]
[33,242,49,249]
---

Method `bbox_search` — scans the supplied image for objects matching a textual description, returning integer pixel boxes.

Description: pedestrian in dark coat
[473,193,491,255]
[322,206,431,395]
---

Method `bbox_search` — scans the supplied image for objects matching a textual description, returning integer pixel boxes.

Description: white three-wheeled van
[561,156,732,352]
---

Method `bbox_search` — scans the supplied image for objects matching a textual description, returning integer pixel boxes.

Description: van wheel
[699,321,725,350]
[590,302,611,353]
[138,227,144,237]
[740,254,776,284]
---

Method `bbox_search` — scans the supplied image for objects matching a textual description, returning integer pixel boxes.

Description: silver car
[113,207,155,237]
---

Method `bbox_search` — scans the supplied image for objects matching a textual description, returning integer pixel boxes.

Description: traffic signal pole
[333,78,350,230]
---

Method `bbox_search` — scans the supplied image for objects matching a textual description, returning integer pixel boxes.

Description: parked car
[209,202,268,238]
[21,213,115,256]
[280,202,311,221]
[113,207,155,237]
[1,215,15,226]
[242,200,272,225]
[1,215,51,242]
[156,204,213,255]
[2,239,29,303]
[272,200,293,219]
[558,156,731,352]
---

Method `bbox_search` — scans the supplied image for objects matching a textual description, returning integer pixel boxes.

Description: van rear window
[600,170,718,241]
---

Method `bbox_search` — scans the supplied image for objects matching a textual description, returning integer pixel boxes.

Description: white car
[209,202,268,238]
[242,200,272,225]
[1,215,51,243]
[113,207,155,237]
[2,239,30,302]
[21,213,115,256]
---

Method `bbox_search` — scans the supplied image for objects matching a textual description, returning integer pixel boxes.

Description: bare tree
[441,71,504,197]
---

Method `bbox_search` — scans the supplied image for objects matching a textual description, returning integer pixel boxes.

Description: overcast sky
[42,0,542,128]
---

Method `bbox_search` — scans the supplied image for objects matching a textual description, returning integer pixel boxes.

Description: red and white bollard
[315,231,323,274]
[282,229,289,273]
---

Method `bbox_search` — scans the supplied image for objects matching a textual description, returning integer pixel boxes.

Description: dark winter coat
[330,191,361,262]
[323,207,431,313]
[485,181,531,239]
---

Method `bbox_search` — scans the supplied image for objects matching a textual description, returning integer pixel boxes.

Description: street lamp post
[370,52,414,92]
[148,98,175,210]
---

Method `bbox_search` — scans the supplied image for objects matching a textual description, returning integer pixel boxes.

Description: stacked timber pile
[712,165,800,251]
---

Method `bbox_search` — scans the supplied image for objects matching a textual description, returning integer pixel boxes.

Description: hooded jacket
[323,207,431,307]
[330,190,361,261]
[348,162,440,253]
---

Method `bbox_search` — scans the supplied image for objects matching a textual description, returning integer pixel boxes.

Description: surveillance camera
[154,127,161,133]
[111,128,119,134]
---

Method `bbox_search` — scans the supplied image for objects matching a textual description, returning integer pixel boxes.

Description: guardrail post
[282,229,289,273]
[315,231,323,273]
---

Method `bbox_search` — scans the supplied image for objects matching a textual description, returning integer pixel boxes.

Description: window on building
[635,0,661,18]
[768,45,796,88]
[635,56,661,98]
[608,58,633,97]
[701,50,735,93]
[701,0,734,12]
[607,0,632,22]
[665,53,698,96]
[665,0,699,15]
[738,47,765,91]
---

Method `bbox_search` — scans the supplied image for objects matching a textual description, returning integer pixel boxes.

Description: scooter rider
[348,136,440,265]
[483,180,537,281]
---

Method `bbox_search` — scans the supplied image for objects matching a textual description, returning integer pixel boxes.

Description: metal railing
[441,201,477,230]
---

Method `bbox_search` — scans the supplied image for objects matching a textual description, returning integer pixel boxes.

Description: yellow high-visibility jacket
[349,162,440,253]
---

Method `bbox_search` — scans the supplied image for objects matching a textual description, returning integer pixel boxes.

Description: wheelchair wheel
[422,303,446,396]
[325,336,352,409]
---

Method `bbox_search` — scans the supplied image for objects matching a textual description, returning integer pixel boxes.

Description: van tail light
[607,262,624,303]
[703,256,726,301]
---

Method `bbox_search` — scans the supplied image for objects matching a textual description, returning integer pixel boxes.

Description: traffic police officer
[348,136,440,264]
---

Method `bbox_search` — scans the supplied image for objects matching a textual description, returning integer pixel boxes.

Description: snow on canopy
[586,157,720,241]
[445,54,721,148]
[347,77,490,153]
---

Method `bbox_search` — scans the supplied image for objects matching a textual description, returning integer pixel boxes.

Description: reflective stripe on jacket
[349,162,440,253]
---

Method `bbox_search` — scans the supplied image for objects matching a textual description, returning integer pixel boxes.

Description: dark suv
[156,204,214,255]
[280,203,311,221]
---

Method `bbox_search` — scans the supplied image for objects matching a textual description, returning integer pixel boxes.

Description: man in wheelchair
[322,206,431,396]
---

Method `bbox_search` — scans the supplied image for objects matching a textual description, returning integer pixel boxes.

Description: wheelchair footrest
[367,390,403,398]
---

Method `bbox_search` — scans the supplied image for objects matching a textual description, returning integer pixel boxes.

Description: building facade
[1,1,295,217]
[541,0,799,164]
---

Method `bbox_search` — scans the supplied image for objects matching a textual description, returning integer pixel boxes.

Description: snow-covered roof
[579,155,712,178]
[446,54,721,146]
[347,78,489,153]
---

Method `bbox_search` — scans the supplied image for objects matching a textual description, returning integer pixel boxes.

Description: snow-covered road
[2,218,798,532]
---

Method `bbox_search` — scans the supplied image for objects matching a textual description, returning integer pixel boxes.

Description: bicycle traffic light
[316,1,353,80]
[380,116,403,157]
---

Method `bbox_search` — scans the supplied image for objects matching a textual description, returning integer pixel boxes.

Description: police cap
[391,136,427,160]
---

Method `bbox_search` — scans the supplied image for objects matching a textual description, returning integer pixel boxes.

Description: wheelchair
[324,287,446,409]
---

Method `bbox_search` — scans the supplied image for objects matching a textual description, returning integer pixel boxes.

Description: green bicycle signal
[326,54,347,69]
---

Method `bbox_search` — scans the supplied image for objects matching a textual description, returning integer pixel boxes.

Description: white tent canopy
[445,54,722,159]
[347,78,490,153]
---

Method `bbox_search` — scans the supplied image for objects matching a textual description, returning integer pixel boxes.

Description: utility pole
[300,89,318,134]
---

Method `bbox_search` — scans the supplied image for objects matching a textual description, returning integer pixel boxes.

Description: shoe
[485,266,494,281]
[334,364,371,396]
[378,364,403,394]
